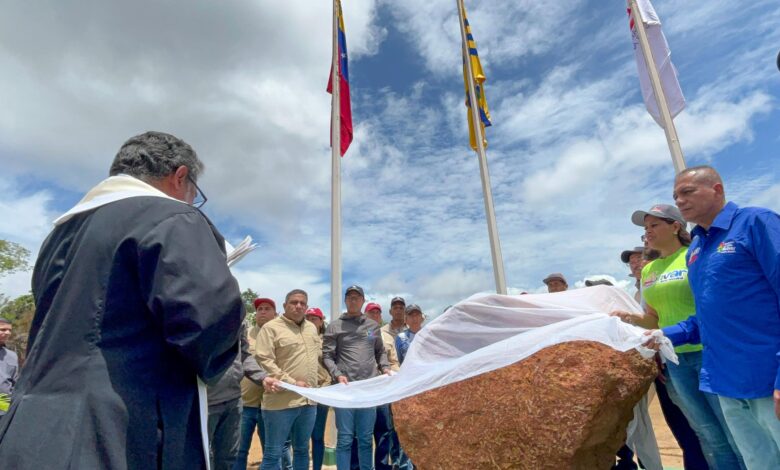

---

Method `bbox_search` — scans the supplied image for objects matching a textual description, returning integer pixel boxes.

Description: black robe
[0,196,244,469]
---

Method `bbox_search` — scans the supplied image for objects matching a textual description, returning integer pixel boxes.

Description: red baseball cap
[253,298,276,310]
[364,302,382,313]
[305,307,324,319]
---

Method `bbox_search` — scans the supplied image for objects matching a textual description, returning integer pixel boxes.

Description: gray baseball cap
[585,279,614,287]
[631,204,685,227]
[405,304,423,315]
[620,246,645,263]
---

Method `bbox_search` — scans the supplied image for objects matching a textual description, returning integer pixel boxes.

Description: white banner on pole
[629,0,685,127]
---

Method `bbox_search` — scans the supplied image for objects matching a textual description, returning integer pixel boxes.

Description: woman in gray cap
[613,204,744,470]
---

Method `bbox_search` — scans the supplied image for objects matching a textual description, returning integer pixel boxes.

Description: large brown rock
[394,341,656,469]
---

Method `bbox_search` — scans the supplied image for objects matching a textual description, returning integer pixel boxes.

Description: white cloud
[386,0,583,76]
[0,179,58,298]
[0,0,778,319]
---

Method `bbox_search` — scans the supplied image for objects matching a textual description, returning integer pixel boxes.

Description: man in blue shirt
[646,165,780,469]
[395,305,425,364]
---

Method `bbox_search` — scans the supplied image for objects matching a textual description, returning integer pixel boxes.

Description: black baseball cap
[345,285,365,297]
[390,296,405,306]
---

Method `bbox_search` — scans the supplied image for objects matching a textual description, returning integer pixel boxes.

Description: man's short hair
[676,165,723,186]
[284,289,308,303]
[0,317,11,325]
[109,131,204,182]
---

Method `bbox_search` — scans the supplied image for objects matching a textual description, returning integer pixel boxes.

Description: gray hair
[284,289,309,304]
[109,131,204,182]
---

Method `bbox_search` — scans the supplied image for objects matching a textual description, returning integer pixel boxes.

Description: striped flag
[627,0,685,127]
[461,8,491,151]
[327,0,353,156]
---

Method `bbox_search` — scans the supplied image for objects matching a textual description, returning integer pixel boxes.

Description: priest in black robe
[0,131,245,469]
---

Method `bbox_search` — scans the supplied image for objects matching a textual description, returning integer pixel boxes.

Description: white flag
[628,0,685,127]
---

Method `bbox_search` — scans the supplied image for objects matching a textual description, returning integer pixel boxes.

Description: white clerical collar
[53,174,184,226]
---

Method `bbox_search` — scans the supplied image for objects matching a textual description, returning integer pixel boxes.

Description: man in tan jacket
[235,297,292,470]
[255,289,321,470]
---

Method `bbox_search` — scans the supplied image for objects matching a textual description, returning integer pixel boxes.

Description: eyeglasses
[187,173,208,208]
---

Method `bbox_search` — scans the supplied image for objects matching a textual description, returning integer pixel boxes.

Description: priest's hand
[294,380,310,388]
[337,375,349,385]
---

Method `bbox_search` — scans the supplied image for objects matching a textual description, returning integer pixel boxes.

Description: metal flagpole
[629,0,687,173]
[330,0,342,320]
[456,0,507,295]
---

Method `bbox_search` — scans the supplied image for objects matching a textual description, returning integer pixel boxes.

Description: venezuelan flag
[327,0,353,156]
[462,8,491,151]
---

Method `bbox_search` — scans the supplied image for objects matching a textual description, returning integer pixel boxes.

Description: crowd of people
[213,286,421,470]
[0,132,777,470]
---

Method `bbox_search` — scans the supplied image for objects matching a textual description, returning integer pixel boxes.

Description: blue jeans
[719,395,780,470]
[335,407,376,470]
[665,351,745,470]
[260,406,316,470]
[233,407,292,470]
[654,378,709,469]
[311,404,329,470]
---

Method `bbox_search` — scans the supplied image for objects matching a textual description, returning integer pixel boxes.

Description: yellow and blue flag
[462,8,491,151]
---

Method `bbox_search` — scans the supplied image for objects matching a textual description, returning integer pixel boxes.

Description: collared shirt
[380,322,407,339]
[663,202,780,398]
[323,313,390,382]
[240,325,266,408]
[255,315,322,410]
[0,346,18,397]
[395,330,418,364]
[381,331,401,372]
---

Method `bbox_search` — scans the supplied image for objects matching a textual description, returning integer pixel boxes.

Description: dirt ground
[246,398,684,469]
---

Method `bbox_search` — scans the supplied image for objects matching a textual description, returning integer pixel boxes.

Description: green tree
[0,293,34,323]
[241,288,258,325]
[0,240,30,277]
[0,292,35,361]
[241,288,259,312]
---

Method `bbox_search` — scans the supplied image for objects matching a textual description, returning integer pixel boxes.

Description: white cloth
[628,0,685,127]
[282,286,676,408]
[628,389,663,470]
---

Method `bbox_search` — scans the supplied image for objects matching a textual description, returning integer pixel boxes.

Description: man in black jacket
[0,131,244,469]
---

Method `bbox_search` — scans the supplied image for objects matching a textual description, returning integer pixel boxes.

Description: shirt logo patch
[717,240,736,254]
[688,246,701,266]
[643,272,657,288]
[657,269,686,283]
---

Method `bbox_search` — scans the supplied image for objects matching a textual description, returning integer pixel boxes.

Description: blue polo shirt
[662,202,780,399]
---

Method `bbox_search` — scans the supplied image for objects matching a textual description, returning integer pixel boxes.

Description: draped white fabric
[281,285,677,408]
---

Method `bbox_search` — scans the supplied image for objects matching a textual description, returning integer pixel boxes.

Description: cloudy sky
[1,0,778,319]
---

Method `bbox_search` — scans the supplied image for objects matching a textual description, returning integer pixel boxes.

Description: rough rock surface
[394,341,656,470]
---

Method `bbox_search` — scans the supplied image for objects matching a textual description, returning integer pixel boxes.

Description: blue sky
[1,0,778,319]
